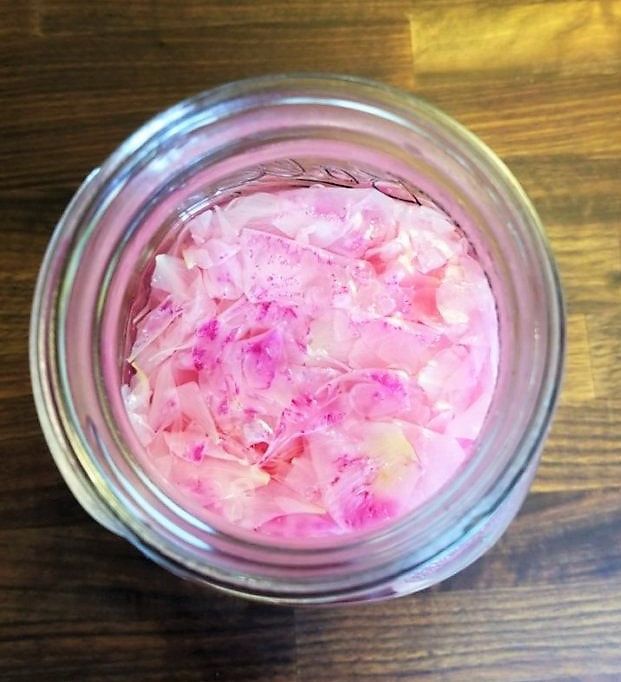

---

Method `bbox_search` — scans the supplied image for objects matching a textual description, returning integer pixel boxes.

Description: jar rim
[30,74,565,600]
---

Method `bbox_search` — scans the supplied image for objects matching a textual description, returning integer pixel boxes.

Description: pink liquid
[122,185,498,538]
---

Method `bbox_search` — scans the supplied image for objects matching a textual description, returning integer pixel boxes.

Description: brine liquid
[122,184,498,538]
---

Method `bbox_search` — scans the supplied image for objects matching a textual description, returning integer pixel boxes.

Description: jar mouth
[30,74,565,597]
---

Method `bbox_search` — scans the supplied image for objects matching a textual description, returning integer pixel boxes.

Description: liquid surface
[122,185,498,538]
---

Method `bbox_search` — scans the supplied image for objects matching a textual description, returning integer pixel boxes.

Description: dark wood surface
[1,1,620,680]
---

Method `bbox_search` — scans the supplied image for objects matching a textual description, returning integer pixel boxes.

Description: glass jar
[30,75,565,605]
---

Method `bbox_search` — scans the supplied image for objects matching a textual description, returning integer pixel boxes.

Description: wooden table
[1,1,620,680]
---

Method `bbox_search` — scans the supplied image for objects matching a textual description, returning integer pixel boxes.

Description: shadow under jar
[30,75,565,605]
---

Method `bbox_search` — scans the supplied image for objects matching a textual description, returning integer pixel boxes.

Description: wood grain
[0,1,620,680]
